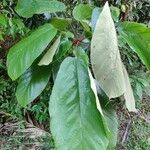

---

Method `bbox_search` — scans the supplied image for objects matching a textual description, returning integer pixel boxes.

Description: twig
[121,120,131,144]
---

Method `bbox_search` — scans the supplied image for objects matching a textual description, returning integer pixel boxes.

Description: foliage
[0,0,150,149]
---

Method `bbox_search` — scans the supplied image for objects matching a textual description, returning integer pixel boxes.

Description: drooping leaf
[16,65,51,107]
[73,4,93,21]
[15,0,66,18]
[7,24,57,80]
[38,36,61,66]
[91,2,126,99]
[49,57,109,150]
[119,22,150,71]
[50,18,72,30]
[122,64,137,112]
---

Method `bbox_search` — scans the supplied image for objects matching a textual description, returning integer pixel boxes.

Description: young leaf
[38,36,61,66]
[91,2,126,99]
[122,64,137,112]
[15,0,66,18]
[16,65,51,107]
[7,24,57,80]
[49,57,109,150]
[73,4,93,21]
[119,22,150,71]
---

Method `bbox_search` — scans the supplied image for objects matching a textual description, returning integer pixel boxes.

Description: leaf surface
[49,57,109,150]
[38,36,61,66]
[91,2,125,98]
[16,65,51,107]
[15,0,66,18]
[119,22,150,71]
[73,4,93,21]
[122,64,137,112]
[7,24,57,80]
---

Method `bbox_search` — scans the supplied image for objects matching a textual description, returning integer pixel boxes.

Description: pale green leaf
[38,36,61,66]
[49,57,109,150]
[91,2,126,98]
[15,0,66,18]
[7,24,57,80]
[122,64,137,112]
[16,65,51,107]
[88,69,103,115]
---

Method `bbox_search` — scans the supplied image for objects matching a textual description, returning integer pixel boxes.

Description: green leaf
[38,36,61,66]
[50,18,72,30]
[0,14,7,27]
[122,64,137,112]
[91,2,126,99]
[16,65,51,107]
[49,57,109,150]
[95,84,118,149]
[119,22,150,71]
[0,30,3,41]
[15,0,66,18]
[101,100,118,150]
[7,24,57,80]
[110,6,120,22]
[55,38,72,60]
[73,4,93,21]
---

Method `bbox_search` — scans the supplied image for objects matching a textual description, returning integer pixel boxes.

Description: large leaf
[73,4,93,21]
[49,57,109,150]
[91,2,126,98]
[15,0,66,18]
[16,64,51,107]
[38,36,61,66]
[7,24,57,80]
[119,22,150,71]
[122,64,137,112]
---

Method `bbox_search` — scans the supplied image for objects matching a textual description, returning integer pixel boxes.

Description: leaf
[15,0,66,18]
[49,57,109,150]
[122,64,137,112]
[91,7,101,31]
[16,65,51,107]
[95,83,118,149]
[110,6,120,22]
[91,2,126,99]
[7,24,57,80]
[55,38,72,60]
[38,36,61,66]
[0,14,7,26]
[119,22,150,71]
[101,100,118,150]
[88,70,103,115]
[73,4,93,21]
[50,18,72,30]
